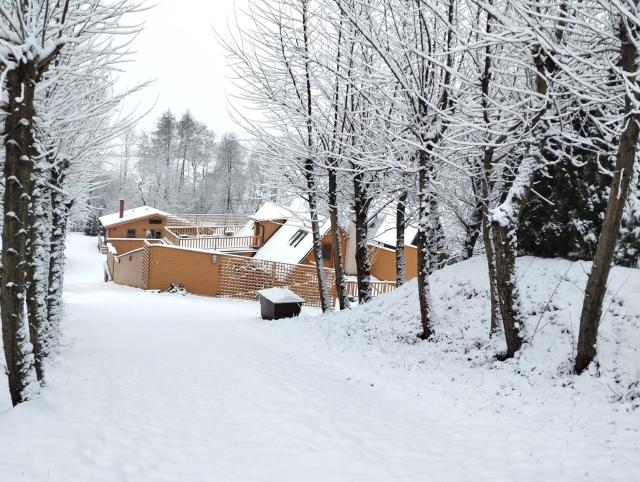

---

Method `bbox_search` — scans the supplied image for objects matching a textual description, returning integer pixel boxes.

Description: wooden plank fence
[343,280,396,299]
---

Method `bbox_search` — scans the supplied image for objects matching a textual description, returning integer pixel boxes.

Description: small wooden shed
[257,287,305,320]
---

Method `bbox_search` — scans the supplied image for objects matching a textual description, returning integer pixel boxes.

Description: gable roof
[99,206,170,228]
[253,217,332,265]
[250,201,291,221]
[252,199,333,265]
[371,212,418,248]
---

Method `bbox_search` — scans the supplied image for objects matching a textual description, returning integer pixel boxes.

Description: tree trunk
[396,191,407,287]
[1,62,39,406]
[25,165,51,383]
[490,149,539,358]
[416,149,434,339]
[575,19,640,374]
[427,191,446,274]
[480,154,501,335]
[328,165,349,309]
[307,187,332,312]
[353,170,372,303]
[491,218,524,357]
[47,161,72,354]
[461,196,483,261]
[301,1,331,312]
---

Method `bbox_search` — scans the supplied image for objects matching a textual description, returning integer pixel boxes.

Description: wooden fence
[174,213,249,227]
[344,280,396,299]
[217,253,335,308]
[172,235,261,251]
[163,226,261,251]
[165,225,246,237]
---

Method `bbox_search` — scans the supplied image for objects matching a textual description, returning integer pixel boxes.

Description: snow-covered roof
[99,206,170,228]
[257,287,305,303]
[254,216,331,265]
[372,212,418,248]
[235,220,256,237]
[253,199,332,265]
[250,201,292,221]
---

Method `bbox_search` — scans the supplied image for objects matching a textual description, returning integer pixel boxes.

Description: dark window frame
[289,229,308,247]
[321,243,333,262]
[126,229,136,238]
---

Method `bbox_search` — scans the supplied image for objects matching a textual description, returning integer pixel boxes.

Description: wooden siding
[301,229,348,269]
[146,245,220,297]
[113,249,146,289]
[105,216,166,240]
[369,244,418,282]
[107,238,147,255]
[141,244,150,288]
[254,220,285,245]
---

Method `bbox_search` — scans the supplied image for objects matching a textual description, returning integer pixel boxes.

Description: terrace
[163,223,263,251]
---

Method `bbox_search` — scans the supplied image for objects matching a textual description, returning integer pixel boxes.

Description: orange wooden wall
[146,245,220,297]
[254,220,286,245]
[301,229,348,269]
[108,239,147,254]
[106,216,166,239]
[369,244,418,282]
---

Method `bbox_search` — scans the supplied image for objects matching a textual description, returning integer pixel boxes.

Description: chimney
[119,199,125,218]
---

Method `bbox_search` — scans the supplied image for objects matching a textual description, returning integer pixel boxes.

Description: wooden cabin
[99,199,418,305]
[99,201,170,250]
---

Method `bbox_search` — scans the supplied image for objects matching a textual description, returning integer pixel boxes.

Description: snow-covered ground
[0,233,638,481]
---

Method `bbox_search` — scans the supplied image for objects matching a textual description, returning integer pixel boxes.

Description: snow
[253,216,331,265]
[99,206,170,228]
[249,201,292,221]
[372,211,418,248]
[258,287,305,303]
[252,198,332,265]
[0,233,638,481]
[235,219,256,237]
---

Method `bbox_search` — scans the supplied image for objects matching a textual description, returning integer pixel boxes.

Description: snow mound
[276,256,640,410]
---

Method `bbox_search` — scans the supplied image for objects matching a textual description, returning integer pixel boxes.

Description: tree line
[95,110,264,217]
[222,0,640,373]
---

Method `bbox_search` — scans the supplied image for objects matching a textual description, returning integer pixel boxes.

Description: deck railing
[164,226,262,251]
[344,280,397,298]
[164,225,246,237]
[174,213,250,227]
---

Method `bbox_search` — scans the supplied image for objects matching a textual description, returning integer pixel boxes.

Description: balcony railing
[173,213,250,227]
[163,226,262,251]
[165,225,246,237]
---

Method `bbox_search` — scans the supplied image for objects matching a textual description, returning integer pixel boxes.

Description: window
[149,219,162,225]
[289,229,308,247]
[154,231,162,239]
[321,244,333,262]
[127,229,136,238]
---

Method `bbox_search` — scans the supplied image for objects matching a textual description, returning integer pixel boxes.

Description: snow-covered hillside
[0,234,638,481]
[276,255,640,410]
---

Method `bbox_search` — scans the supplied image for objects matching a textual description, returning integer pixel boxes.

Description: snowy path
[0,234,638,481]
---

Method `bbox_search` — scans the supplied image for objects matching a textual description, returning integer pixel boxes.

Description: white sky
[117,0,248,136]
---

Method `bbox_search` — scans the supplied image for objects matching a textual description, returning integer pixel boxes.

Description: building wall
[147,245,220,296]
[108,238,147,255]
[369,244,418,282]
[301,229,348,269]
[105,216,166,240]
[113,249,146,289]
[254,219,286,245]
